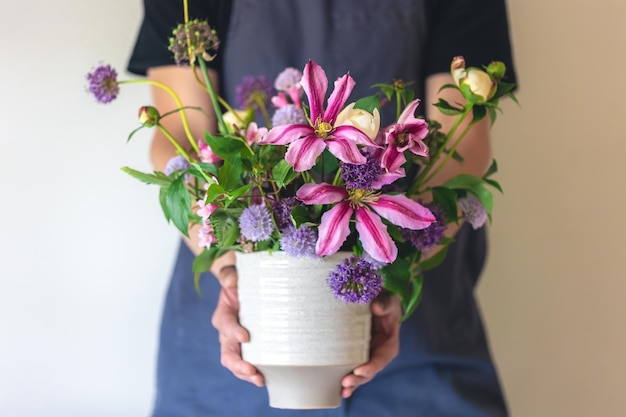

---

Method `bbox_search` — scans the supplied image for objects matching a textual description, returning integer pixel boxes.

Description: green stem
[408,105,473,195]
[156,124,212,183]
[422,121,474,186]
[120,79,199,154]
[197,57,228,135]
[254,95,273,129]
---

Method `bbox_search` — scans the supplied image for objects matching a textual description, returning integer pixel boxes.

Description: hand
[210,261,265,387]
[340,293,402,398]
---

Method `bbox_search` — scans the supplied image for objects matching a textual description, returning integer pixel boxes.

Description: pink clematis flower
[381,99,429,173]
[261,61,376,172]
[241,122,268,146]
[296,183,435,263]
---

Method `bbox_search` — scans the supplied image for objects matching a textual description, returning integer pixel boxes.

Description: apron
[152,1,508,416]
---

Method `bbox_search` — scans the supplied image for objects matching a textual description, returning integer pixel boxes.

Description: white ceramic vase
[235,251,371,409]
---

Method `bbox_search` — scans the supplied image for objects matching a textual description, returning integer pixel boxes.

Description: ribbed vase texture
[236,251,372,409]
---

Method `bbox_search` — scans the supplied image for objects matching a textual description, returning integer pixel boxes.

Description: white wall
[1,0,625,416]
[0,1,178,416]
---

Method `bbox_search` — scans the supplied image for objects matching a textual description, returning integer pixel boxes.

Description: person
[127,0,517,416]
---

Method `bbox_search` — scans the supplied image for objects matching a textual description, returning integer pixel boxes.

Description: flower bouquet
[87,4,516,408]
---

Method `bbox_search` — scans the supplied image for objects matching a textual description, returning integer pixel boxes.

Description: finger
[210,251,238,288]
[211,290,248,343]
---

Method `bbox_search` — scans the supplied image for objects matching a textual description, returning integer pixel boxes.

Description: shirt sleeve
[127,0,231,75]
[424,0,517,85]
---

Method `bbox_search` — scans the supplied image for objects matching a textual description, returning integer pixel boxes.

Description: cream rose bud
[138,106,160,127]
[222,109,252,132]
[462,68,497,102]
[335,103,380,140]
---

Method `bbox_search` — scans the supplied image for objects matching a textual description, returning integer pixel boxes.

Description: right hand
[210,255,265,387]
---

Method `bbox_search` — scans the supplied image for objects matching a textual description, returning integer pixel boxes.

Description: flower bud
[462,68,496,102]
[486,61,506,80]
[138,106,160,127]
[450,57,496,103]
[335,103,380,140]
[222,109,253,133]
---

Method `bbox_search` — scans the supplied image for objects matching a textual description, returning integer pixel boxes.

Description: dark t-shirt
[128,0,516,85]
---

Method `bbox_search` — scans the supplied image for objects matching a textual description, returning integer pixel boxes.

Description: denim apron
[152,1,508,416]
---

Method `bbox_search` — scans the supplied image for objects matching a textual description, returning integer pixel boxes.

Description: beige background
[0,0,625,415]
[479,1,626,416]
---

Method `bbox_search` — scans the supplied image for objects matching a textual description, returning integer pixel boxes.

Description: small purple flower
[401,203,446,250]
[86,64,119,104]
[239,204,274,242]
[341,152,384,190]
[169,19,219,65]
[272,197,302,231]
[280,225,317,258]
[274,67,303,91]
[327,255,383,304]
[236,75,274,110]
[271,104,307,126]
[458,196,488,229]
[164,155,190,175]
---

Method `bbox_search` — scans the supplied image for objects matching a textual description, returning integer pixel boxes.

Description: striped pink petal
[285,135,327,172]
[296,183,348,205]
[369,194,435,230]
[324,73,356,123]
[301,61,328,123]
[355,207,398,264]
[261,123,313,145]
[316,201,353,257]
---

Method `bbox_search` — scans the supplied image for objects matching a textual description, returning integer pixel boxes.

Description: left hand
[340,293,402,398]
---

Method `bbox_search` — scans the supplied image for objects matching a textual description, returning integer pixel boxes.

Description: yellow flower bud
[222,109,253,133]
[138,106,160,127]
[462,68,497,102]
[335,103,380,140]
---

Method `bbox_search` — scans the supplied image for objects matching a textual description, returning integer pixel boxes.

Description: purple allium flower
[235,75,274,110]
[328,255,383,304]
[280,225,317,258]
[458,196,488,229]
[274,67,303,91]
[239,204,274,242]
[401,203,446,250]
[164,155,190,175]
[86,64,119,104]
[272,197,302,231]
[271,104,307,126]
[169,19,219,65]
[341,152,384,190]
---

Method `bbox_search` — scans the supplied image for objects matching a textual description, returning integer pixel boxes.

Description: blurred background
[1,0,624,416]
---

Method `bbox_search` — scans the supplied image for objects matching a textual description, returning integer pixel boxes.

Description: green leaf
[208,208,242,248]
[401,274,423,321]
[437,83,459,93]
[431,186,458,222]
[444,174,494,215]
[189,162,219,178]
[290,205,311,228]
[121,167,172,187]
[159,187,170,222]
[472,105,487,122]
[419,245,450,271]
[126,125,145,142]
[272,160,299,189]
[450,150,465,163]
[484,159,499,178]
[226,183,254,204]
[353,94,381,113]
[484,178,503,193]
[192,247,219,273]
[218,157,242,192]
[203,183,226,204]
[434,98,464,116]
[381,257,411,297]
[164,176,193,236]
[205,132,253,159]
